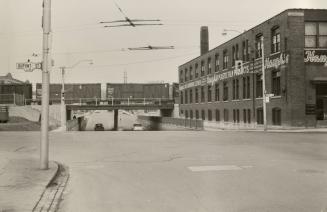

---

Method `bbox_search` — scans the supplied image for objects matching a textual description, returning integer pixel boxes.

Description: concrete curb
[32,162,70,212]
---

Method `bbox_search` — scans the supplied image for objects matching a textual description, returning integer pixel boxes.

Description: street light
[59,59,93,131]
[221,29,242,36]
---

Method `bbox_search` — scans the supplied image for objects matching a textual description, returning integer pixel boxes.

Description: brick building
[178,9,327,129]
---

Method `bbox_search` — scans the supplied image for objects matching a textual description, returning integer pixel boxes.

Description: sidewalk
[0,158,58,212]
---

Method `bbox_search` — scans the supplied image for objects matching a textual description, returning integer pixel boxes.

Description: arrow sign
[16,62,42,72]
[16,62,32,70]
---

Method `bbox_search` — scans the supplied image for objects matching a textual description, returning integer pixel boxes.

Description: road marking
[188,165,243,172]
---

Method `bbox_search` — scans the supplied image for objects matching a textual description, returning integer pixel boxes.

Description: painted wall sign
[304,50,327,66]
[179,52,288,91]
[265,53,289,69]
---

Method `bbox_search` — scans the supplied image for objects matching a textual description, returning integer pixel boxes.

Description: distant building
[0,73,26,84]
[178,9,327,129]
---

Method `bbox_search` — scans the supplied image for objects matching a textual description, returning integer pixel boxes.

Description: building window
[319,23,327,48]
[256,74,263,98]
[185,68,188,82]
[272,70,281,96]
[215,83,220,101]
[223,81,229,101]
[201,110,205,120]
[256,108,263,124]
[271,26,281,53]
[189,66,193,80]
[215,54,219,72]
[272,107,281,125]
[208,110,212,121]
[255,34,263,58]
[305,22,327,48]
[233,109,240,123]
[196,110,199,119]
[180,91,183,104]
[232,45,239,66]
[232,79,239,100]
[189,89,193,103]
[223,50,228,69]
[201,86,205,102]
[207,57,212,74]
[215,109,220,121]
[195,63,199,78]
[243,109,251,124]
[243,76,251,99]
[201,61,205,76]
[185,110,189,119]
[224,109,229,122]
[232,46,236,66]
[195,88,199,103]
[180,110,183,115]
[242,40,249,62]
[180,70,183,83]
[190,110,193,119]
[207,85,212,102]
[184,89,188,104]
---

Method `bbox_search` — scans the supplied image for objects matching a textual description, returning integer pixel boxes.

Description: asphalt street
[84,110,138,131]
[1,131,327,212]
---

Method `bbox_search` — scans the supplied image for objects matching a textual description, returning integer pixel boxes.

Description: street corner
[0,159,59,212]
[33,163,70,212]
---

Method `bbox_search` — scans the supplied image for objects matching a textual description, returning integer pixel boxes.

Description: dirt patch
[0,116,40,131]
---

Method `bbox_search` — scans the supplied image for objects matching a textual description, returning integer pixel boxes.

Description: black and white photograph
[1,0,327,211]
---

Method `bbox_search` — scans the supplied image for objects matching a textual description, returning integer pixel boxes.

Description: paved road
[1,131,327,212]
[84,110,138,131]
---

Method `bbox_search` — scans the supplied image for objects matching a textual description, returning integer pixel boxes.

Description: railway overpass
[65,98,175,130]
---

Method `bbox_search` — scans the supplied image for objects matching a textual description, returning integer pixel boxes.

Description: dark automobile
[94,123,104,131]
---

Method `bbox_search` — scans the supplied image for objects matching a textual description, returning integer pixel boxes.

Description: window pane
[319,36,327,48]
[319,22,327,35]
[305,23,317,35]
[305,36,316,48]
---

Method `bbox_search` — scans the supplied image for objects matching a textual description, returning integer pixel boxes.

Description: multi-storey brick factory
[178,9,327,129]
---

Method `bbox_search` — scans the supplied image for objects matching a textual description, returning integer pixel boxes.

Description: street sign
[16,62,42,72]
[16,62,32,70]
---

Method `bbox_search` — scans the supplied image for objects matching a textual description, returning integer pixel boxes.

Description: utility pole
[261,36,267,131]
[124,70,127,84]
[60,67,66,131]
[40,0,52,170]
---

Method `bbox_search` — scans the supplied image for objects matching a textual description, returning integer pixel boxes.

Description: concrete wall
[137,116,203,131]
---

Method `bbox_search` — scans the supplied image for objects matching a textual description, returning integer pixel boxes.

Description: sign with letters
[304,50,327,66]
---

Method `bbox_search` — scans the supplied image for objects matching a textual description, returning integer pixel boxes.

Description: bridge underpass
[65,98,175,131]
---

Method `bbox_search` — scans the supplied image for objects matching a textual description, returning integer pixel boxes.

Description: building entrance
[316,84,327,120]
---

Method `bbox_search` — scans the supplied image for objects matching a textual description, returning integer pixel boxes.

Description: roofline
[179,8,327,68]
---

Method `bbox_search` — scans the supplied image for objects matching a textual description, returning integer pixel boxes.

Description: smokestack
[200,26,209,55]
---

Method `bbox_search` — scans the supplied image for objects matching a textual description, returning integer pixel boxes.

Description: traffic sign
[16,62,42,72]
[16,62,32,70]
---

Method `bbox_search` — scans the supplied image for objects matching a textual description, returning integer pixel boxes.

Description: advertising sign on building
[304,50,327,66]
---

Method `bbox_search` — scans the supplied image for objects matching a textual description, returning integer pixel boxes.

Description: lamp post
[59,59,93,131]
[221,29,242,36]
[40,0,52,170]
[261,36,267,131]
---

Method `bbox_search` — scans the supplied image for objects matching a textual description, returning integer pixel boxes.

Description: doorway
[316,84,327,120]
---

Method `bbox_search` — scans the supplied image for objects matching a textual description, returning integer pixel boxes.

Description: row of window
[180,26,281,83]
[181,107,282,125]
[305,22,327,48]
[180,70,281,104]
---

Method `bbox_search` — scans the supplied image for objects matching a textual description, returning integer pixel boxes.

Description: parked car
[94,123,104,131]
[133,123,144,131]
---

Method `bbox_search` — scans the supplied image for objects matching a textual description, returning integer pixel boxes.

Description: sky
[0,0,326,84]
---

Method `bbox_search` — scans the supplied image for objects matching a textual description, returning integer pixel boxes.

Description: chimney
[200,26,209,55]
